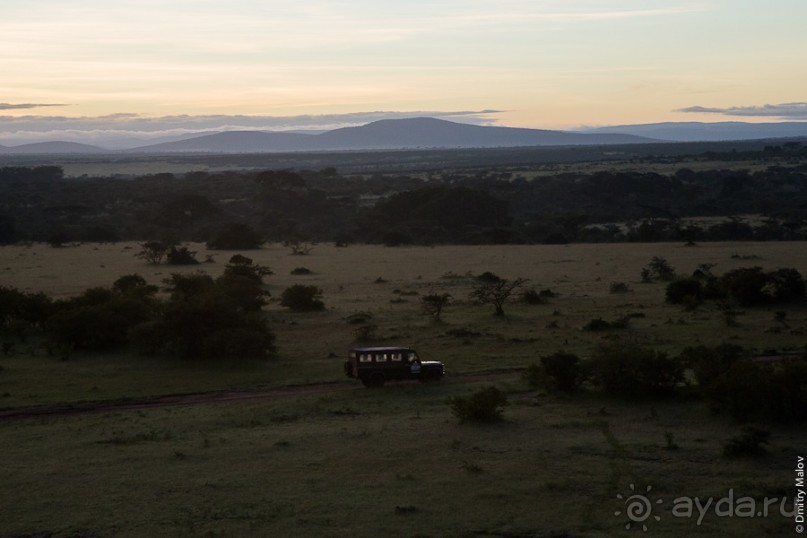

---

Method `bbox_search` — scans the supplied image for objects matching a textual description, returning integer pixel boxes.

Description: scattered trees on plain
[469,274,527,316]
[421,293,451,322]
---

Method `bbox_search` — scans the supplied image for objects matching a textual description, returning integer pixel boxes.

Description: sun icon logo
[614,484,663,531]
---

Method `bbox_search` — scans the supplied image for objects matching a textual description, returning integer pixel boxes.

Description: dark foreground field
[1,242,805,537]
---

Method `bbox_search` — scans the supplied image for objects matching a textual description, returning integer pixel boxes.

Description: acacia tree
[421,293,451,322]
[469,277,527,316]
[136,241,170,265]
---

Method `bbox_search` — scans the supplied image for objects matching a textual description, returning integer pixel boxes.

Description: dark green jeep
[344,346,445,387]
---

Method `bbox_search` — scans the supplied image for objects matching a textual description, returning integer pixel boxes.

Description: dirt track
[0,369,522,421]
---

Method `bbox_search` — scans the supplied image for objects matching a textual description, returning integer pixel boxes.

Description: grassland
[1,241,805,537]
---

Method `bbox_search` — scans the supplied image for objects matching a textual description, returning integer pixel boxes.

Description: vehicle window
[391,353,402,361]
[376,354,387,362]
[360,354,372,363]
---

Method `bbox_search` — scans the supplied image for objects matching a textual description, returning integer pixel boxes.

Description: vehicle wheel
[419,371,439,383]
[362,373,385,388]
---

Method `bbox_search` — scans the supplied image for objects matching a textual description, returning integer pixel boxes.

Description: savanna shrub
[708,357,807,423]
[522,288,545,304]
[588,343,683,399]
[722,427,770,458]
[48,296,155,350]
[677,344,746,389]
[165,246,199,265]
[583,318,612,331]
[764,268,806,303]
[280,285,325,311]
[135,293,275,359]
[643,256,676,281]
[112,274,158,297]
[719,266,805,306]
[522,363,547,389]
[200,326,276,359]
[449,386,508,423]
[665,278,703,305]
[609,282,631,294]
[720,267,770,305]
[540,352,584,392]
[0,286,53,331]
[583,317,629,331]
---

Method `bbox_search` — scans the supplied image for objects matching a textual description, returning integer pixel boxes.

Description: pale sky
[2,0,807,140]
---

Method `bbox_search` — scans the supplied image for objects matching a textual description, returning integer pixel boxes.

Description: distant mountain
[580,121,807,142]
[4,118,807,153]
[132,117,656,153]
[128,130,311,153]
[0,141,106,154]
[308,117,653,149]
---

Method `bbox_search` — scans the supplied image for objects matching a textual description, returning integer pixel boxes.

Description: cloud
[0,103,67,110]
[678,102,807,119]
[0,110,504,147]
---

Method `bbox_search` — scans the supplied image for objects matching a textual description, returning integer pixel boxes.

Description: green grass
[0,382,801,537]
[1,241,805,536]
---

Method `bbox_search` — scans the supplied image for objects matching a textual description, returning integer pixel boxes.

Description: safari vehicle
[344,346,445,387]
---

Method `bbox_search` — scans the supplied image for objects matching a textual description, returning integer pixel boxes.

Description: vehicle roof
[350,346,413,352]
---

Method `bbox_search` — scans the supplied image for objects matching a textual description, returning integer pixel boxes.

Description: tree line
[1,162,806,246]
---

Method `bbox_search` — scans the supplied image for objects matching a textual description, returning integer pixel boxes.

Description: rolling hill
[129,117,656,153]
[580,121,807,142]
[0,141,106,154]
[4,118,807,154]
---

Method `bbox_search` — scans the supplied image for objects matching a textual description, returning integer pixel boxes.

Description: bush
[49,295,155,350]
[522,288,546,304]
[642,256,676,282]
[135,292,275,359]
[764,268,806,302]
[476,271,502,283]
[164,272,216,301]
[201,327,276,359]
[719,266,805,306]
[720,267,769,305]
[286,240,314,255]
[707,358,807,423]
[290,267,313,275]
[0,286,53,331]
[449,387,508,423]
[421,293,451,321]
[522,363,547,389]
[540,352,584,392]
[165,246,199,265]
[582,317,629,331]
[678,344,746,389]
[588,343,683,399]
[609,282,631,294]
[352,323,379,342]
[280,285,325,311]
[112,274,158,297]
[222,255,272,281]
[136,241,170,265]
[215,273,269,312]
[665,278,703,305]
[345,311,372,324]
[723,427,770,458]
